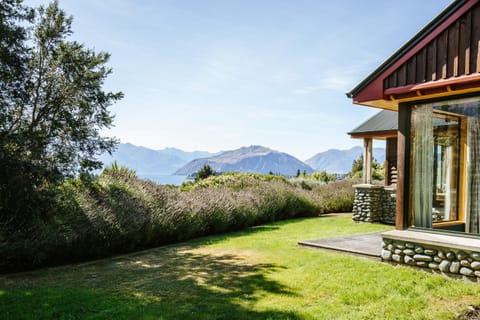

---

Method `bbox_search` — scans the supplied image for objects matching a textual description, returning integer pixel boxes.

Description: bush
[0,172,356,272]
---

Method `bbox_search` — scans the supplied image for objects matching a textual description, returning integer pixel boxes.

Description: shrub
[0,172,356,272]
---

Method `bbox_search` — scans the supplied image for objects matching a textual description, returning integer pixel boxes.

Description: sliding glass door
[410,96,480,234]
[431,113,460,222]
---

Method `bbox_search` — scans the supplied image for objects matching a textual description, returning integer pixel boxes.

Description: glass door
[431,113,460,223]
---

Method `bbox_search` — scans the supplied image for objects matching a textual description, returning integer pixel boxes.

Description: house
[348,110,398,224]
[348,0,480,277]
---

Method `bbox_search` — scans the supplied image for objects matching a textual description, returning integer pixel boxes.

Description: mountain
[175,145,314,176]
[98,143,214,175]
[99,143,385,176]
[305,146,386,174]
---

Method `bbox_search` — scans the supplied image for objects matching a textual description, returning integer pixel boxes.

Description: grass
[1,215,480,319]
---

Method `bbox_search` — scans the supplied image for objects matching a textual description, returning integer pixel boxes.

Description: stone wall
[352,184,395,225]
[381,238,480,278]
[381,187,396,224]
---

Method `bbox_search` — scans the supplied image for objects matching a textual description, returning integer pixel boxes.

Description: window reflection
[410,96,480,234]
[432,113,459,222]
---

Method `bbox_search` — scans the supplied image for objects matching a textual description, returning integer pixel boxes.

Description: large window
[410,96,480,234]
[431,112,460,222]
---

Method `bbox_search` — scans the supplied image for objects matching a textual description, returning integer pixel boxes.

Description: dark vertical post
[396,103,411,230]
[385,139,390,186]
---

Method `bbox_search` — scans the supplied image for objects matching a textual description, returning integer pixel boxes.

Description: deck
[298,232,383,258]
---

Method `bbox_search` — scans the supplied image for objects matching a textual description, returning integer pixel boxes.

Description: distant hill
[175,145,314,176]
[305,146,386,174]
[99,143,386,176]
[98,143,214,175]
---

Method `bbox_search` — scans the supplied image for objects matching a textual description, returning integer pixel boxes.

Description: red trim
[353,0,479,105]
[384,74,480,96]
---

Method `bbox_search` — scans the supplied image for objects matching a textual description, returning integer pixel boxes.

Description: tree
[349,155,364,179]
[311,170,336,183]
[349,155,384,181]
[195,165,216,182]
[0,0,32,106]
[0,1,122,222]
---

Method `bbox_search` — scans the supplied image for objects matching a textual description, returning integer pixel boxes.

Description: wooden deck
[298,232,383,258]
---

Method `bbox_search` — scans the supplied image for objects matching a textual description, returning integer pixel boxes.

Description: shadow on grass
[0,245,302,319]
[192,224,281,247]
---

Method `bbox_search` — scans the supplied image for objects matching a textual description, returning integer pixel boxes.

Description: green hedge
[0,172,356,273]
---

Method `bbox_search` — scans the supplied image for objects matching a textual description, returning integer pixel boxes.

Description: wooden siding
[385,137,398,186]
[384,3,480,90]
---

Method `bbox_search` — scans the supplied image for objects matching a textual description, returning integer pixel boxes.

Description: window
[409,96,480,234]
[431,112,460,222]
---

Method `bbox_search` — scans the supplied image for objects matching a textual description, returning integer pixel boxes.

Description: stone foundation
[352,184,395,225]
[382,233,480,279]
[381,186,396,224]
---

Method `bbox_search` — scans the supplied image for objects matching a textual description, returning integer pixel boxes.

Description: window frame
[406,94,480,235]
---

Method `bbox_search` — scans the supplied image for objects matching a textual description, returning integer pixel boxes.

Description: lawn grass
[1,215,480,319]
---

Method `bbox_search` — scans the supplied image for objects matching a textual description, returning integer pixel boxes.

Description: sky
[27,0,453,160]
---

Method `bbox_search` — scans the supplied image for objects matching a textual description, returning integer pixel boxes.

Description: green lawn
[1,215,480,319]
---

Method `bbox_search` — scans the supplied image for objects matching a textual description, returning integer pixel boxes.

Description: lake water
[138,174,188,186]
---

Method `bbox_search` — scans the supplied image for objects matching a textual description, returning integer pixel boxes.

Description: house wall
[385,138,398,185]
[382,187,396,225]
[384,3,480,89]
[381,236,480,278]
[352,185,395,224]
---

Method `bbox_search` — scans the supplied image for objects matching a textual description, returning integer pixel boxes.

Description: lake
[138,174,188,186]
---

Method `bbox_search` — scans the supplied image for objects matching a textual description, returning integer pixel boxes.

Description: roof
[348,110,398,137]
[346,0,480,110]
[346,0,468,99]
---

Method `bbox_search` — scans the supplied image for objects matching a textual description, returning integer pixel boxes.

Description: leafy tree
[0,0,32,105]
[349,155,363,178]
[296,169,301,177]
[0,0,36,223]
[349,155,384,181]
[195,164,216,182]
[0,1,122,222]
[372,161,385,181]
[311,170,336,183]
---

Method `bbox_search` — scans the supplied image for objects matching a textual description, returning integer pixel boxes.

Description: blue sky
[28,0,452,160]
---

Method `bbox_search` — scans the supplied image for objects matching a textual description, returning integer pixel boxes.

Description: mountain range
[306,146,386,174]
[99,143,386,176]
[175,145,314,176]
[98,143,214,175]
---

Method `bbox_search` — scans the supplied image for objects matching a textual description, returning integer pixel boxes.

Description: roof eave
[348,130,398,137]
[346,0,468,99]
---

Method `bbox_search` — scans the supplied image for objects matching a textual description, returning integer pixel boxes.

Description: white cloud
[292,63,375,95]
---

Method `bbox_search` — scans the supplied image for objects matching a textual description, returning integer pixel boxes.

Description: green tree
[195,164,216,182]
[349,155,384,181]
[0,0,32,105]
[349,155,364,179]
[372,161,385,181]
[0,1,122,222]
[311,170,337,183]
